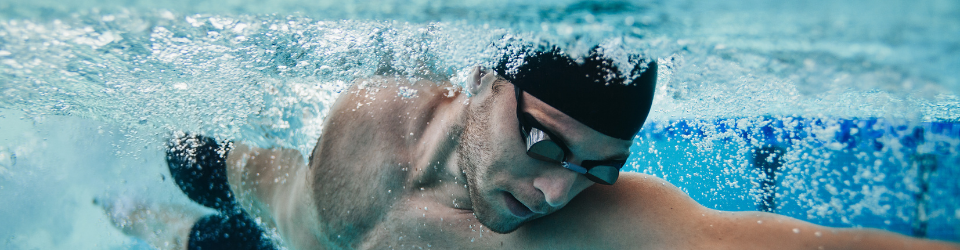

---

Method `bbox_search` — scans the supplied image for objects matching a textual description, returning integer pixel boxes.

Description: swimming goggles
[515,86,625,185]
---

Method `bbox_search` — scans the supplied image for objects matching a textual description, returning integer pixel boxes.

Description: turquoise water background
[1,0,958,249]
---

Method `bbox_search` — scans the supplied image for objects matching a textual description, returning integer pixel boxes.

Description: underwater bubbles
[0,0,957,245]
[0,146,14,174]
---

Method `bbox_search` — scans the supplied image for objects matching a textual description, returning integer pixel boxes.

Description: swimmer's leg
[167,134,275,250]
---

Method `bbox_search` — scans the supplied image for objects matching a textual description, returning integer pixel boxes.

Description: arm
[607,173,960,250]
[227,143,306,201]
[225,143,306,228]
[703,210,960,250]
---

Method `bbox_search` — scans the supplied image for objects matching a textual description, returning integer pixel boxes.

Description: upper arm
[707,211,960,250]
[545,173,959,250]
[702,210,960,250]
[226,143,306,222]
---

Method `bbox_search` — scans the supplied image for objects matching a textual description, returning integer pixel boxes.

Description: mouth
[503,192,534,219]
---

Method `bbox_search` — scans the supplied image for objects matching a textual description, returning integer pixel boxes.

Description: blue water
[634,117,960,240]
[1,0,958,249]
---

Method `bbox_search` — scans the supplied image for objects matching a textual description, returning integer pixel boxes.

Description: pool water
[1,0,958,249]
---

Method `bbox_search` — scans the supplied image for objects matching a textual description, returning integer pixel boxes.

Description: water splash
[0,0,958,246]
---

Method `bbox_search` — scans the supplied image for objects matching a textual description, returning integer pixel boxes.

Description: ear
[467,66,496,96]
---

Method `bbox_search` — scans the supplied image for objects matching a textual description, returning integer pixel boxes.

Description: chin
[469,190,527,234]
[475,210,525,234]
[487,220,525,234]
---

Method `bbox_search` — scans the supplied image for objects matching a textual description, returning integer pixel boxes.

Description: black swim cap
[494,46,657,140]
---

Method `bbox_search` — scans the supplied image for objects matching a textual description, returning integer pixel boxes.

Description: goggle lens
[585,165,619,185]
[523,126,626,185]
[525,128,565,162]
[516,87,625,185]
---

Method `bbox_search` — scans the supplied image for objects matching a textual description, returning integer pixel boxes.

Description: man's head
[456,46,657,233]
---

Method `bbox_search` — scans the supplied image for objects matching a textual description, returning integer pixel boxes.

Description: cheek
[463,88,534,184]
[461,128,523,191]
[485,126,531,179]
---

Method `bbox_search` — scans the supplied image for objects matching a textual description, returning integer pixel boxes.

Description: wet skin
[224,68,960,250]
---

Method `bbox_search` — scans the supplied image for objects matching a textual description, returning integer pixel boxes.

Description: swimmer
[100,46,960,250]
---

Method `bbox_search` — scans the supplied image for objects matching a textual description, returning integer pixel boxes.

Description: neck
[408,91,474,210]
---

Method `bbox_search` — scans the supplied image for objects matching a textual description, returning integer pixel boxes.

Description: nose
[533,168,581,208]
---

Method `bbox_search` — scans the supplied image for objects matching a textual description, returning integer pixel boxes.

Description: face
[457,75,632,234]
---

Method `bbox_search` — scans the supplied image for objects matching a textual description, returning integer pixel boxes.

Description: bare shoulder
[519,173,710,249]
[298,76,467,248]
[314,76,461,164]
[318,77,458,148]
[562,172,705,220]
[329,76,457,120]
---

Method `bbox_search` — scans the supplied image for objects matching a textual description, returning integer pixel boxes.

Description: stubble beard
[456,92,525,234]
